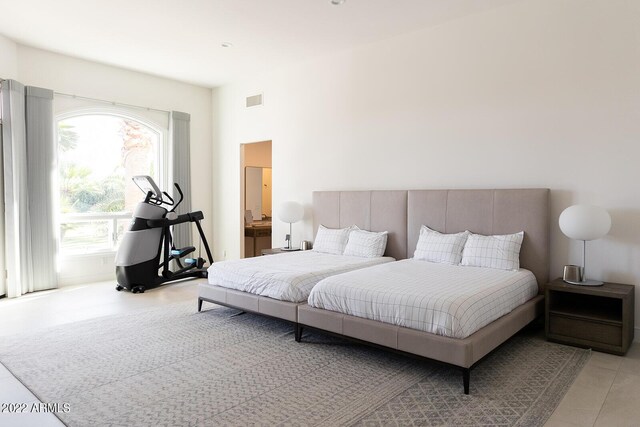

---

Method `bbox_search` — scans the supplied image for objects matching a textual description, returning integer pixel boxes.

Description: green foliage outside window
[57,115,157,253]
[58,118,152,214]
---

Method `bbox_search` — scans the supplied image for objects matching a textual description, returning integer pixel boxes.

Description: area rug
[0,301,589,426]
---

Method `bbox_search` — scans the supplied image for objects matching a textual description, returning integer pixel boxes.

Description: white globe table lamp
[558,205,611,286]
[279,201,304,250]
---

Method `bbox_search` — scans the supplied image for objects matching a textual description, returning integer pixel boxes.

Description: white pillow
[312,225,355,255]
[461,231,524,271]
[413,225,469,265]
[344,229,388,258]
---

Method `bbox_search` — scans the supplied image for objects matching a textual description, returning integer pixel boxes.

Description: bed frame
[296,189,550,395]
[198,282,301,322]
[199,188,549,394]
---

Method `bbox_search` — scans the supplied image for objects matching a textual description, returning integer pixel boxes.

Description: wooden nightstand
[261,248,300,256]
[545,278,635,355]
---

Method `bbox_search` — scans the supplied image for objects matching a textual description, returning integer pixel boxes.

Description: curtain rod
[1,81,171,115]
[54,91,170,115]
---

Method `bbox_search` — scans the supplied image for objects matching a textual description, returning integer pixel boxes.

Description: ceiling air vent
[246,93,263,108]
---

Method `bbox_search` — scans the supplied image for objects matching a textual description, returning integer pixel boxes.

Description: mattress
[206,251,394,303]
[307,259,538,338]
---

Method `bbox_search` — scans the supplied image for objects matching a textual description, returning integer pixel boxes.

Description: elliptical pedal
[170,246,195,258]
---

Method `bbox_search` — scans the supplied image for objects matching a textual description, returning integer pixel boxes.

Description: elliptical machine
[115,175,213,293]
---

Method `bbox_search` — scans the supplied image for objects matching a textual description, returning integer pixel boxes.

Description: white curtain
[25,86,57,291]
[1,80,56,298]
[170,111,192,250]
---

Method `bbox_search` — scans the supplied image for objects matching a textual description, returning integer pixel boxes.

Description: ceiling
[0,0,520,88]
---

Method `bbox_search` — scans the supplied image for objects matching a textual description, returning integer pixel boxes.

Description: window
[57,113,164,255]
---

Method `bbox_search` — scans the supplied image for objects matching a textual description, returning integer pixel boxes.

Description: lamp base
[564,279,604,287]
[280,247,299,251]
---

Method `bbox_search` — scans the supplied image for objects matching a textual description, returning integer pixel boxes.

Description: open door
[240,141,272,258]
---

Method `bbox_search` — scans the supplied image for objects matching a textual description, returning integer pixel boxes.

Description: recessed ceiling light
[330,0,345,5]
[221,42,233,48]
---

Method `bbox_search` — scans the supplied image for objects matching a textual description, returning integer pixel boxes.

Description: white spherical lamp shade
[278,201,304,224]
[559,205,611,241]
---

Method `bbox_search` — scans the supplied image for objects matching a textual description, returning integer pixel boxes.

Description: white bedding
[207,251,394,303]
[307,259,538,338]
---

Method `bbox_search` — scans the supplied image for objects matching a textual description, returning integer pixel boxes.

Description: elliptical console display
[115,176,213,293]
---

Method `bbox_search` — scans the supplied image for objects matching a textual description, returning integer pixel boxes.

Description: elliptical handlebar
[146,210,204,228]
[170,183,184,213]
[161,192,175,206]
[133,176,186,211]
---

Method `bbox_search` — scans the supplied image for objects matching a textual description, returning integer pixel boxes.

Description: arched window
[56,112,165,254]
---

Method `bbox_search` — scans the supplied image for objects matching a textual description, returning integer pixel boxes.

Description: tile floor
[0,280,638,427]
[545,344,640,427]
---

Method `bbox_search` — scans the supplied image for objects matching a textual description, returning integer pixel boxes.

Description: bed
[197,192,404,321]
[296,188,550,394]
[307,260,539,339]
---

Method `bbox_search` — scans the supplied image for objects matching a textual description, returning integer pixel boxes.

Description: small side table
[545,278,635,355]
[261,248,301,256]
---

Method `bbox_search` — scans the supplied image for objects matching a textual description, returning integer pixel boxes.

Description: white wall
[0,34,18,79]
[212,0,640,329]
[14,45,213,285]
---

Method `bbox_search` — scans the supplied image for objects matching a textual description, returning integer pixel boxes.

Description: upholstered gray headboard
[312,191,409,260]
[312,189,550,289]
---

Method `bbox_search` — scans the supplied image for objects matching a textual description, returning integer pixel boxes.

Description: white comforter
[307,259,538,338]
[207,251,394,303]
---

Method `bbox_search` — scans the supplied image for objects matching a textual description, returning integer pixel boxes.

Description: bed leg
[295,324,303,342]
[198,298,203,312]
[462,368,470,395]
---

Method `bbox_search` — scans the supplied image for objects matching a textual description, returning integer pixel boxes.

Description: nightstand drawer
[549,314,622,346]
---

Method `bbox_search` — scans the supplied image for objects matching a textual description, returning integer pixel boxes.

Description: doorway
[240,141,272,258]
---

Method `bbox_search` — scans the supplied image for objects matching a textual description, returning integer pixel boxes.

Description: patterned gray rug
[0,301,589,426]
